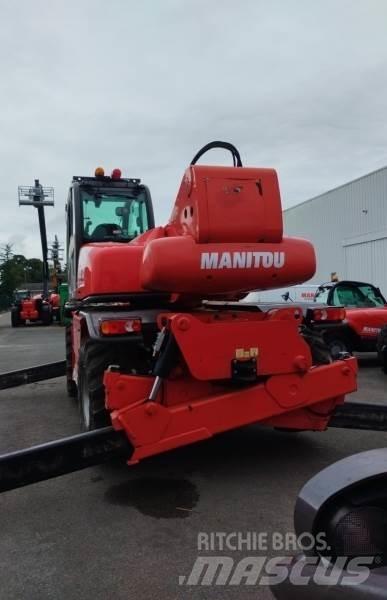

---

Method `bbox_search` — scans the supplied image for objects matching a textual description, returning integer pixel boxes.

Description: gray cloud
[1,0,387,257]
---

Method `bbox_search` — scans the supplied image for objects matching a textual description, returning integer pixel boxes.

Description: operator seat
[91,223,123,239]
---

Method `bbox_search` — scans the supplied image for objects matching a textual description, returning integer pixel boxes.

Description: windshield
[14,290,30,301]
[332,283,386,308]
[81,188,149,242]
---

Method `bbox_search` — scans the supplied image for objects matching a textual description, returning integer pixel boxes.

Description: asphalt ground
[0,311,385,600]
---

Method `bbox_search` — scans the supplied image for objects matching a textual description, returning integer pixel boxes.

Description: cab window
[357,285,385,307]
[332,286,363,306]
[81,189,149,242]
[332,284,385,307]
[314,287,329,303]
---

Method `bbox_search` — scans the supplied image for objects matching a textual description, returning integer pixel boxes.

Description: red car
[314,280,387,355]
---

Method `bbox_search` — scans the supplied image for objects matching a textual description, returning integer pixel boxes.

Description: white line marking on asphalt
[0,345,35,348]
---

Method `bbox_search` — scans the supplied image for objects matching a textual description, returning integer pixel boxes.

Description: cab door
[66,189,77,297]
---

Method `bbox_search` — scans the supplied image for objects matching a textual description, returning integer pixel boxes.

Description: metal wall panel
[371,238,387,295]
[344,242,375,282]
[283,167,387,295]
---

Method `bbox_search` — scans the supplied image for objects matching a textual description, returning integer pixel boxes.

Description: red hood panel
[75,243,145,299]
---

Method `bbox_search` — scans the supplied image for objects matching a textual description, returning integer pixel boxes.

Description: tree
[7,254,27,286]
[49,235,65,287]
[26,258,44,283]
[0,246,45,308]
[0,245,19,308]
[0,244,13,262]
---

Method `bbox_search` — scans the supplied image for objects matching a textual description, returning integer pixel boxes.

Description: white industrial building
[283,166,387,296]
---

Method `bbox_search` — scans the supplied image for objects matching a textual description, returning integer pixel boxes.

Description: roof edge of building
[284,164,387,213]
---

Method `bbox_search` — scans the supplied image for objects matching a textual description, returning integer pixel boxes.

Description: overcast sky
[1,0,387,259]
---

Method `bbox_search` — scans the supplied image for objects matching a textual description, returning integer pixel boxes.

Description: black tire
[78,339,152,431]
[276,328,332,434]
[302,327,332,365]
[41,305,52,326]
[11,308,20,328]
[65,324,77,398]
[377,325,387,374]
[78,342,115,431]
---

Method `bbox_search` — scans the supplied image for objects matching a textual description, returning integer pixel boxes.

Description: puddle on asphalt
[104,477,199,518]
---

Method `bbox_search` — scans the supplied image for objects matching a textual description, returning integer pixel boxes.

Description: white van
[242,284,320,304]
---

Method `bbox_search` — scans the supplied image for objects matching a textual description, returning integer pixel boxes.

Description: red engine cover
[20,299,39,320]
[141,235,315,295]
[168,165,283,243]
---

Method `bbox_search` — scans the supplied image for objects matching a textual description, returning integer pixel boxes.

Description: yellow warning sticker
[235,347,259,359]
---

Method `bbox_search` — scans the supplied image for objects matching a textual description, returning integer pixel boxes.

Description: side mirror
[281,291,290,302]
[271,449,387,599]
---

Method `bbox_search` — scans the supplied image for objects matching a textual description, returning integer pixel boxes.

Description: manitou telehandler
[2,141,387,493]
[11,289,53,327]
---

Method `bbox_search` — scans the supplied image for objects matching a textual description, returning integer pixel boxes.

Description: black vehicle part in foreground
[271,448,387,599]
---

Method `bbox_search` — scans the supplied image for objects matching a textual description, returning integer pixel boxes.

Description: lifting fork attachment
[0,357,385,493]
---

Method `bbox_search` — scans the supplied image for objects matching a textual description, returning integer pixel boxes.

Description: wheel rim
[329,340,347,358]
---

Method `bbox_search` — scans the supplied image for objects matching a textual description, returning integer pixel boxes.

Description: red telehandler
[0,142,385,493]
